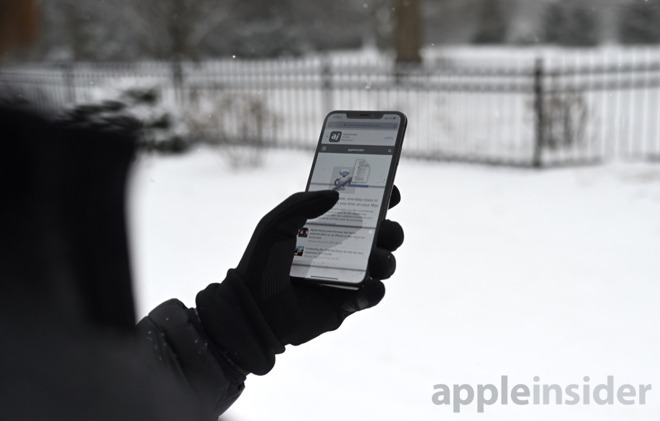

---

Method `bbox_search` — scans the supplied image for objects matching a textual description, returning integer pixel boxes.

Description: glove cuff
[196,269,285,375]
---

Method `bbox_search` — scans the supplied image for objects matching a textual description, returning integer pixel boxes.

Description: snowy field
[129,148,660,421]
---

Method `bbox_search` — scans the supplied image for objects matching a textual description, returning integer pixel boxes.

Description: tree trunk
[62,1,92,60]
[394,0,422,63]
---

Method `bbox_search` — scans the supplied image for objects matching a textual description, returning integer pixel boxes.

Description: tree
[125,0,238,60]
[33,0,239,61]
[543,0,599,47]
[394,0,422,63]
[619,0,660,44]
[34,0,107,60]
[473,0,508,44]
[28,0,421,60]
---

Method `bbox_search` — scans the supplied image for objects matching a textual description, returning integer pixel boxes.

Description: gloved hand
[196,187,404,375]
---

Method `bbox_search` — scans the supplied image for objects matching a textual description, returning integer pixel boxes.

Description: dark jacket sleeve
[135,299,247,418]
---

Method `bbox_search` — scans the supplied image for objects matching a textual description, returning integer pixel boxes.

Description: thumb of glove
[236,190,339,301]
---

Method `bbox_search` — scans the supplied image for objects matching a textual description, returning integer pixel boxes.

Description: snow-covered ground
[129,148,660,420]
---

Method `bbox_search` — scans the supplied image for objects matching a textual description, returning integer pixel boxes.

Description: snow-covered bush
[541,93,588,150]
[58,85,193,154]
[183,88,279,167]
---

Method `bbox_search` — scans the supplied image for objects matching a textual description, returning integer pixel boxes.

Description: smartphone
[290,110,407,289]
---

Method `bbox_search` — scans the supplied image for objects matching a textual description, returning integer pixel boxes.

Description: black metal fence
[2,51,659,167]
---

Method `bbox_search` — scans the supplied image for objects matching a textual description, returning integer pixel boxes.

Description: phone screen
[290,111,406,287]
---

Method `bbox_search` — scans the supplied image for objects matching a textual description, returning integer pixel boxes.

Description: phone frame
[291,110,407,289]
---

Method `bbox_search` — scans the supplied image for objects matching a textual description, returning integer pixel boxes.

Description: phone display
[290,111,407,288]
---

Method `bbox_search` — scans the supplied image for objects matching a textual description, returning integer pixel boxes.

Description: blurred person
[0,1,404,419]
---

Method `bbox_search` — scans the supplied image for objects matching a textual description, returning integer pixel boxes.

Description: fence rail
[2,51,659,167]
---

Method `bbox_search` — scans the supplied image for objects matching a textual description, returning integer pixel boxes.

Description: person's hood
[1,104,137,331]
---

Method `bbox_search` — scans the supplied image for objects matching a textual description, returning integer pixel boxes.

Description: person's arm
[136,300,246,418]
[137,188,404,416]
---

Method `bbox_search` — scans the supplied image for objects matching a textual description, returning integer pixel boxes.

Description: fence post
[533,57,545,168]
[321,55,332,113]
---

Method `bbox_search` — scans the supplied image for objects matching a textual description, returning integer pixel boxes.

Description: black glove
[196,187,404,375]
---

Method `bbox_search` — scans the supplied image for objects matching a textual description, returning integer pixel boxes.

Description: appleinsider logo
[329,131,342,142]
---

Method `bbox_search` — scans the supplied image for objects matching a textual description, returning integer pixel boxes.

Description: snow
[129,146,660,420]
[5,45,659,167]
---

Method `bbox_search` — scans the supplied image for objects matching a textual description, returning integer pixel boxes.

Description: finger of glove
[339,278,386,316]
[237,190,338,281]
[257,190,339,237]
[388,185,401,210]
[368,247,396,280]
[377,219,404,252]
